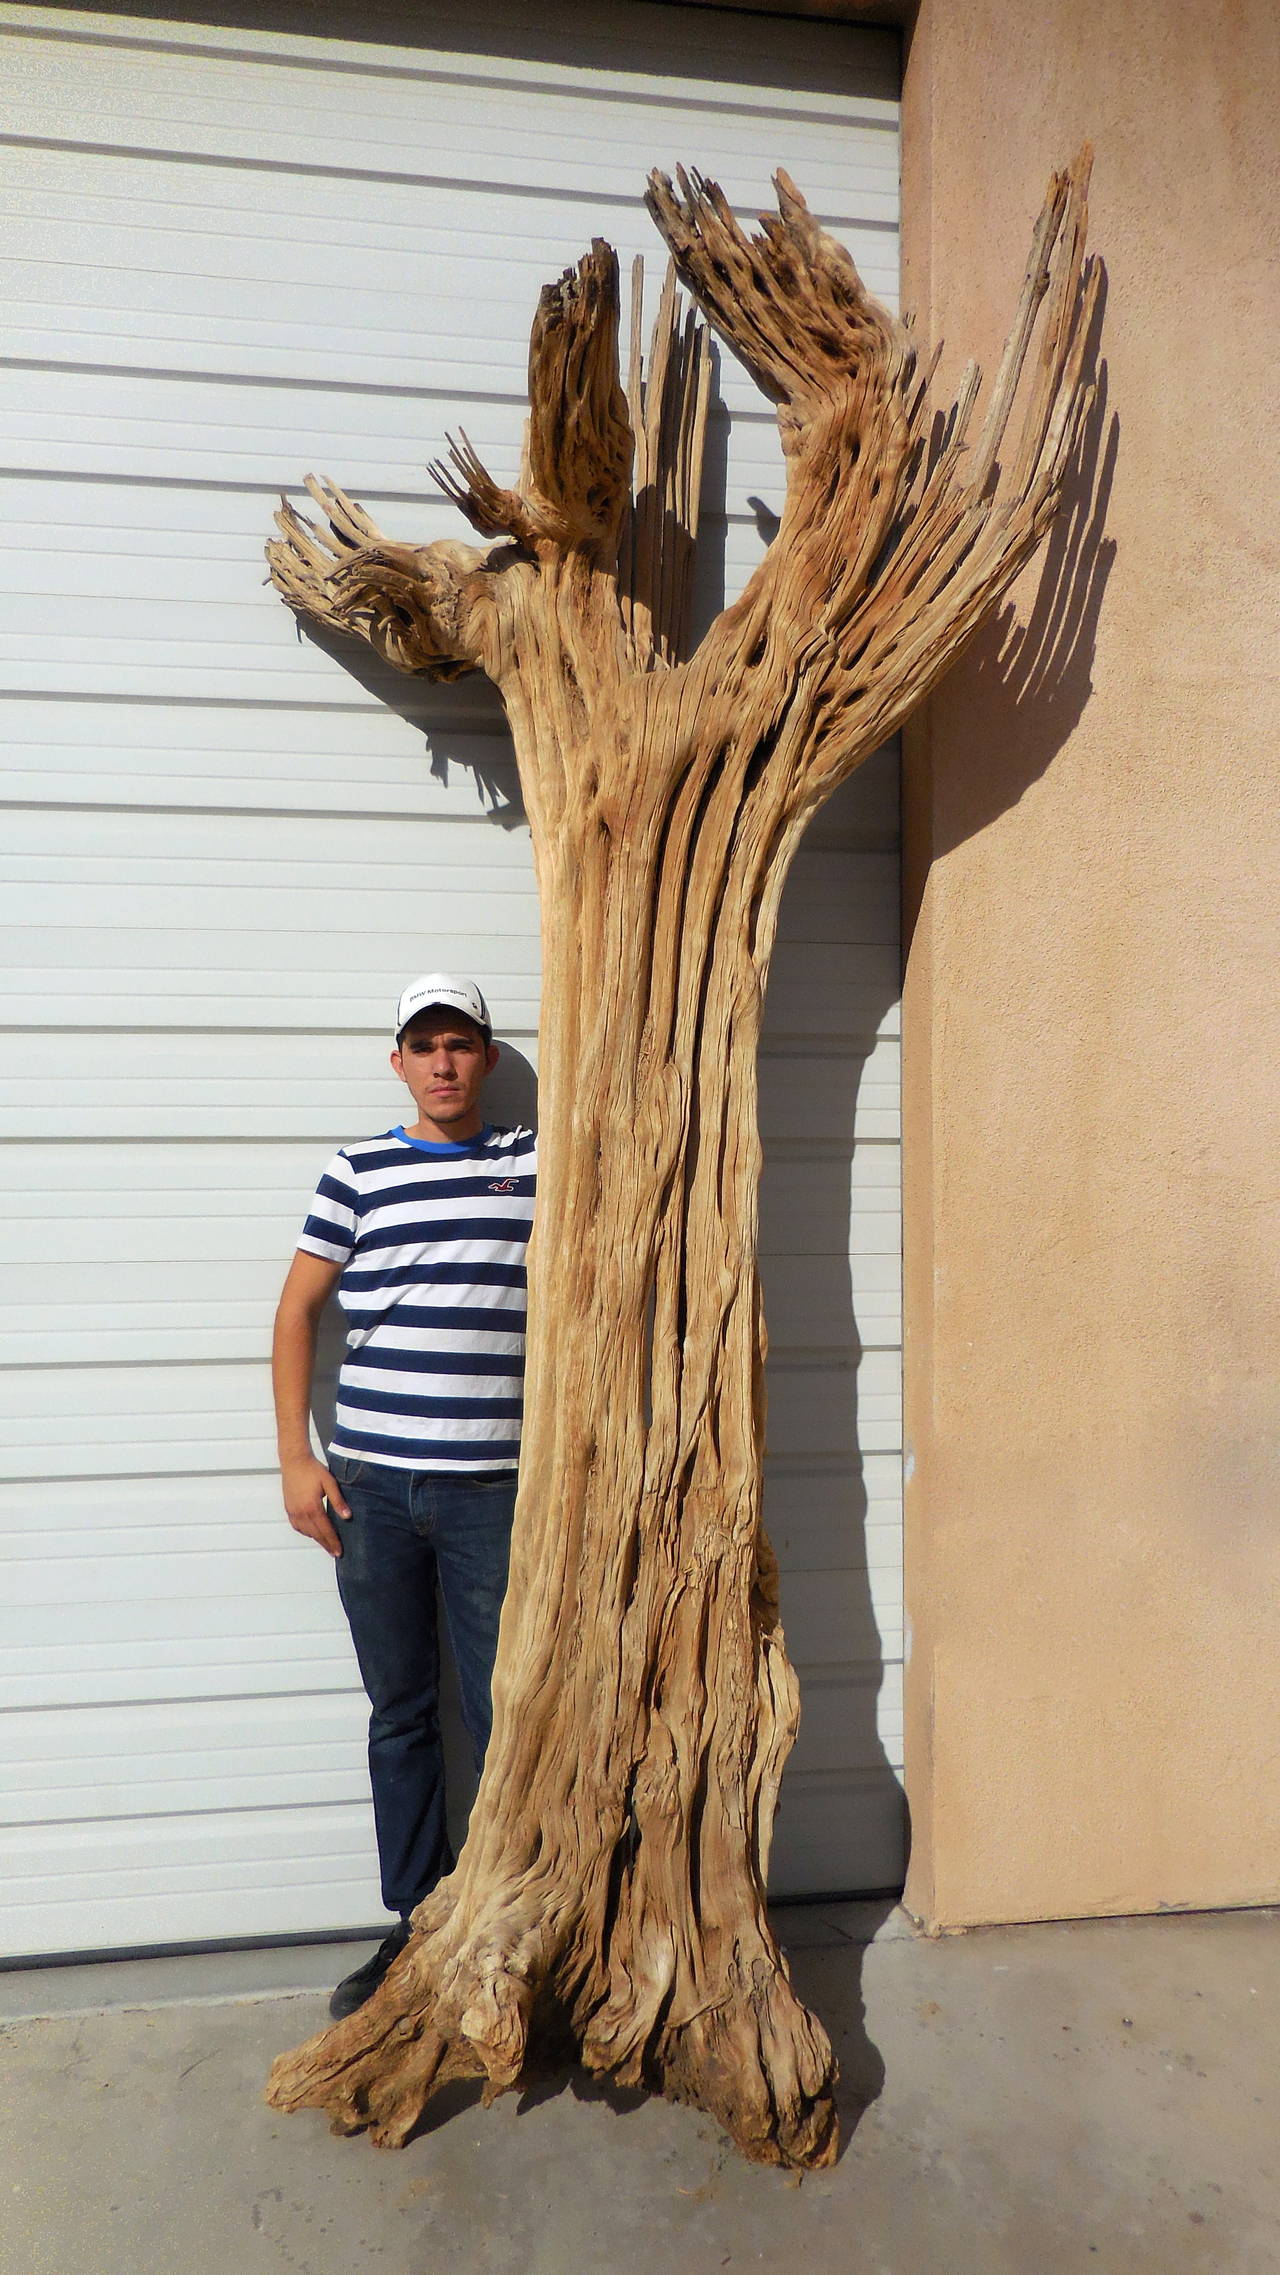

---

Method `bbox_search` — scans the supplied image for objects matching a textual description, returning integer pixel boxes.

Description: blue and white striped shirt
[296,1123,536,1472]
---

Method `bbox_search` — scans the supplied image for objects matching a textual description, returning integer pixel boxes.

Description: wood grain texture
[264,150,1096,2169]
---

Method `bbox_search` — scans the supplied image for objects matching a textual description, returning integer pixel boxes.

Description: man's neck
[402,1109,485,1145]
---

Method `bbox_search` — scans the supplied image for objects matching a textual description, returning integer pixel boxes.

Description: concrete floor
[1,1902,1277,2275]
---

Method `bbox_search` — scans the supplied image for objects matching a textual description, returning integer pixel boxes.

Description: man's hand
[281,1453,351,1558]
[273,1249,348,1553]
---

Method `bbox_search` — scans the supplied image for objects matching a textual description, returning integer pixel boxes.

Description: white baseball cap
[394,972,492,1043]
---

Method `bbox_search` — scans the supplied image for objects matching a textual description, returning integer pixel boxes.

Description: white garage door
[0,0,903,1955]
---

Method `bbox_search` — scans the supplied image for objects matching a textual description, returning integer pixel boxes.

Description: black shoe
[329,1920,413,2020]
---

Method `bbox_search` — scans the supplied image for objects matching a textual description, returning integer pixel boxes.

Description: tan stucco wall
[899,0,1280,1925]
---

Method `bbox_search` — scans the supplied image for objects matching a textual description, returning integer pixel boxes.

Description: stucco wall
[899,0,1280,1925]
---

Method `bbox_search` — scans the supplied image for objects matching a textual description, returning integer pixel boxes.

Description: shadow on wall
[759,745,906,1908]
[918,291,1118,873]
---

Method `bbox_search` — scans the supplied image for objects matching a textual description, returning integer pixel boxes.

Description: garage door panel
[2,801,539,878]
[770,1772,905,1899]
[0,1630,355,1713]
[0,110,898,218]
[3,1541,333,1609]
[0,697,520,825]
[765,1358,901,1461]
[782,1569,903,1669]
[0,1803,383,1956]
[0,22,896,209]
[788,1668,903,1776]
[1,1590,350,1662]
[0,939,543,1030]
[766,1478,903,1566]
[0,1467,291,1534]
[0,876,541,938]
[760,1049,901,1146]
[3,1423,276,1479]
[4,1694,371,1827]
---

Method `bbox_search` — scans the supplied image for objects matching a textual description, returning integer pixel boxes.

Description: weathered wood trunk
[263,152,1098,2167]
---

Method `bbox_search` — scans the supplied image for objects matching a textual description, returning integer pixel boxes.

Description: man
[272,973,535,2018]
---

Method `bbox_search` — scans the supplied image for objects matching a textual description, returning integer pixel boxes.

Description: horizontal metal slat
[0,1454,901,1533]
[0,1799,384,1954]
[1,1692,371,1823]
[1,0,900,103]
[0,1631,356,1712]
[0,1345,902,1422]
[769,1768,905,1900]
[0,27,897,202]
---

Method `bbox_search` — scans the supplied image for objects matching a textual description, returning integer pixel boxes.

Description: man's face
[391,1009,498,1131]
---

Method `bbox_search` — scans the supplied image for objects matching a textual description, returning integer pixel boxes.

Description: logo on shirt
[489,1178,516,1192]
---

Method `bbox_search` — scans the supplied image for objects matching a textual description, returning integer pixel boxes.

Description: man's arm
[272,1249,350,1557]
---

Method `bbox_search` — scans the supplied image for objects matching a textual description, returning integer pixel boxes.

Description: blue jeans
[329,1455,516,1918]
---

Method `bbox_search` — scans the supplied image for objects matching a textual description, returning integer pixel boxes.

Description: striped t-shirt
[296,1122,536,1472]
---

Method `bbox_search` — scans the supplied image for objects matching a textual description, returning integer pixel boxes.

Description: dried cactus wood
[265,150,1096,2170]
